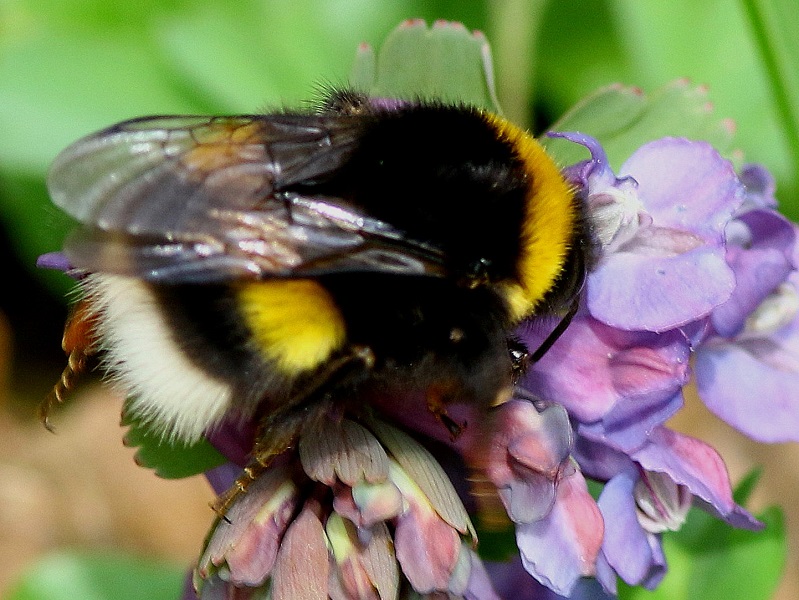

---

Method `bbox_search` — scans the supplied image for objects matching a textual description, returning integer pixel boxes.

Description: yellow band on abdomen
[236,279,346,374]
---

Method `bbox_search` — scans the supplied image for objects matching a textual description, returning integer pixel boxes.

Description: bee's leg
[507,337,530,385]
[209,405,311,517]
[210,345,375,517]
[39,299,98,432]
[426,385,466,440]
[276,344,375,414]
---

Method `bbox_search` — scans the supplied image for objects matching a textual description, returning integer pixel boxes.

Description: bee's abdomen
[81,274,238,442]
[153,279,347,402]
[233,279,347,374]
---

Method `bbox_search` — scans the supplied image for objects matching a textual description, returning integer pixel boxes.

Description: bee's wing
[49,115,445,282]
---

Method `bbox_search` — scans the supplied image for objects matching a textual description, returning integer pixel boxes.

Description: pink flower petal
[271,503,330,600]
[516,471,604,596]
[394,498,461,593]
[632,427,760,528]
[198,464,298,586]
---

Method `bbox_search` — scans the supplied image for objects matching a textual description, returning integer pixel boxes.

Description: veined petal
[369,417,476,539]
[271,501,330,600]
[516,471,604,596]
[327,515,399,600]
[198,464,299,587]
[391,461,463,594]
[359,523,401,600]
[618,138,744,238]
[597,469,666,589]
[300,417,390,486]
[631,427,761,529]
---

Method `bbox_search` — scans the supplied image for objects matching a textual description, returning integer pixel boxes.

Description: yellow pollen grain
[236,279,346,374]
[483,113,576,321]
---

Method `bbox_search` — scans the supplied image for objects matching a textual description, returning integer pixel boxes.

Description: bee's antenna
[529,295,580,364]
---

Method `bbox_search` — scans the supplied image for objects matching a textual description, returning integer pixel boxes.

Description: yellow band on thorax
[482,113,577,321]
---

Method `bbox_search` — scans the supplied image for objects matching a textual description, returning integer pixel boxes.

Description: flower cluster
[192,398,601,599]
[519,133,798,594]
[182,133,799,599]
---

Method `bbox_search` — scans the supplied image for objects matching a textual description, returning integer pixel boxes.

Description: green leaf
[740,0,799,211]
[685,506,785,600]
[121,400,227,480]
[732,467,763,506]
[535,0,635,120]
[542,80,737,169]
[586,477,606,501]
[351,19,501,112]
[473,517,518,562]
[536,0,799,217]
[0,172,74,297]
[154,0,360,112]
[0,34,203,174]
[6,551,184,600]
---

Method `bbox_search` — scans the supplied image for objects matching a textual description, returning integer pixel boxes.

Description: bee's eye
[467,257,492,280]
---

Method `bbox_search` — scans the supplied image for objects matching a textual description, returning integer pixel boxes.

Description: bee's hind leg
[209,406,311,518]
[40,299,99,432]
[210,344,375,517]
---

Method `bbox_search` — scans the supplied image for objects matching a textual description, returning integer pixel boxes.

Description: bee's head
[455,114,589,322]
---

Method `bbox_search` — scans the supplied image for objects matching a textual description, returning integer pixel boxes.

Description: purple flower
[191,399,589,599]
[515,470,604,595]
[471,400,604,596]
[510,133,778,595]
[537,132,799,449]
[553,133,744,332]
[695,271,799,443]
[571,427,760,594]
[691,168,799,442]
[521,315,690,452]
[87,128,798,600]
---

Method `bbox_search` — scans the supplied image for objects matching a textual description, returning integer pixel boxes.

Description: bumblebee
[44,89,590,496]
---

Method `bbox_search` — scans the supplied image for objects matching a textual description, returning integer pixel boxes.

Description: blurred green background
[1,0,798,598]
